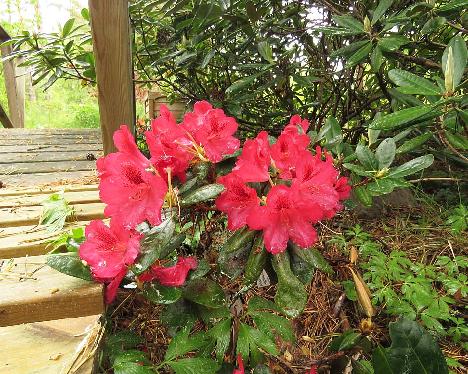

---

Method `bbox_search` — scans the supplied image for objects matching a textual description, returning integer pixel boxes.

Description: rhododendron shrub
[49,101,350,373]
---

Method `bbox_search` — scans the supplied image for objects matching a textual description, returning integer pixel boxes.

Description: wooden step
[0,255,104,327]
[0,202,105,228]
[0,150,104,164]
[0,171,99,187]
[0,190,100,208]
[0,315,102,374]
[0,184,99,197]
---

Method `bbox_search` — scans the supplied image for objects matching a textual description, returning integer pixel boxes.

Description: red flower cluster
[79,101,239,303]
[216,116,350,254]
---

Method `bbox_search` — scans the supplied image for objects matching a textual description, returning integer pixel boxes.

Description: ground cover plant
[44,102,465,373]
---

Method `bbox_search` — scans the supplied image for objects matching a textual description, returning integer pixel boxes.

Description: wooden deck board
[0,171,98,187]
[0,190,100,208]
[0,160,97,174]
[0,315,100,374]
[0,184,99,197]
[0,150,104,163]
[0,144,103,153]
[0,255,104,326]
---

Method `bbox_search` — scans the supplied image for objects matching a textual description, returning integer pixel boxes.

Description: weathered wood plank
[0,171,98,187]
[0,190,100,208]
[0,255,104,326]
[0,137,101,146]
[0,128,101,135]
[89,0,135,154]
[0,144,103,154]
[0,202,105,227]
[0,150,104,163]
[0,160,97,175]
[0,220,107,259]
[0,315,101,374]
[0,184,98,197]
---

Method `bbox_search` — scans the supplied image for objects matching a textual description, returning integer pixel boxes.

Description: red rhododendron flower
[138,257,198,286]
[308,366,318,374]
[334,176,351,200]
[98,153,167,227]
[112,125,151,169]
[216,173,260,230]
[182,101,240,162]
[79,219,141,303]
[145,105,194,182]
[247,185,319,254]
[283,114,309,135]
[232,130,271,182]
[232,354,245,374]
[270,136,310,180]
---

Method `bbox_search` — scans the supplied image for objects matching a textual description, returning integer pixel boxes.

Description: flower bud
[364,16,371,33]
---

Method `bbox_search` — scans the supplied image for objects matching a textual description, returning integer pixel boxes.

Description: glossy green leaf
[396,132,432,154]
[225,75,257,94]
[218,228,256,278]
[243,236,268,286]
[317,116,342,146]
[343,163,374,177]
[200,50,216,68]
[257,41,274,63]
[352,359,375,374]
[271,252,308,317]
[354,186,373,207]
[237,323,279,362]
[180,184,224,206]
[388,69,441,96]
[333,15,364,33]
[208,318,232,361]
[330,330,362,351]
[183,279,225,308]
[330,40,369,58]
[369,105,435,130]
[442,35,468,88]
[168,358,220,374]
[371,318,448,374]
[445,131,468,150]
[356,143,378,170]
[114,362,154,374]
[62,18,75,37]
[367,178,409,196]
[250,311,295,342]
[421,16,446,34]
[346,42,372,67]
[165,326,208,361]
[142,283,182,304]
[375,138,396,169]
[437,0,468,14]
[46,253,93,281]
[248,296,282,313]
[388,154,434,178]
[377,35,410,51]
[372,0,393,24]
[370,46,383,71]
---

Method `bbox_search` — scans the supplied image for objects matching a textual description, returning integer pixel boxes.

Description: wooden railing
[0,25,24,129]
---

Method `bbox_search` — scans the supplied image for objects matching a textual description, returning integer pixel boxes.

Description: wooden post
[88,0,135,154]
[0,103,14,128]
[0,25,25,128]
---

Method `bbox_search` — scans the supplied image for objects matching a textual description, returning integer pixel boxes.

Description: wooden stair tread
[0,189,100,208]
[0,315,101,374]
[0,184,99,197]
[0,171,99,187]
[0,255,104,327]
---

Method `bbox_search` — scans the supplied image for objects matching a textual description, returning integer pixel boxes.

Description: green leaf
[377,35,410,51]
[370,46,383,71]
[237,323,279,363]
[421,17,446,34]
[445,131,468,150]
[396,133,432,154]
[330,330,362,351]
[243,236,268,286]
[290,244,333,278]
[81,8,90,21]
[46,253,93,281]
[371,318,449,374]
[180,184,224,206]
[200,50,216,68]
[317,116,342,146]
[257,41,274,63]
[346,42,372,67]
[343,163,374,177]
[249,311,295,342]
[388,154,434,178]
[113,362,154,374]
[372,0,393,25]
[165,327,208,361]
[375,138,396,169]
[367,178,409,196]
[142,283,182,304]
[354,186,373,207]
[388,69,442,96]
[330,40,369,58]
[437,0,468,14]
[333,15,364,33]
[352,359,375,374]
[226,75,257,94]
[207,318,232,361]
[271,252,308,318]
[356,143,378,170]
[62,18,75,37]
[39,193,74,232]
[247,296,282,313]
[183,279,225,308]
[442,35,468,88]
[218,228,256,278]
[369,105,436,130]
[168,358,220,374]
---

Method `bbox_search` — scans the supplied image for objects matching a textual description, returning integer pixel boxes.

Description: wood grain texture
[89,0,135,154]
[0,184,99,197]
[0,171,98,187]
[0,160,97,175]
[0,190,100,208]
[0,255,104,326]
[0,150,104,163]
[1,44,24,128]
[0,143,102,154]
[0,202,105,227]
[0,315,100,373]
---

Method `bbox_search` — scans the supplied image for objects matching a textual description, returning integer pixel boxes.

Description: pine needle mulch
[107,194,467,373]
